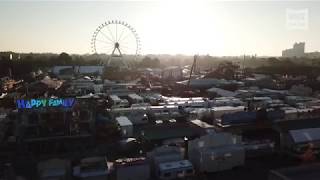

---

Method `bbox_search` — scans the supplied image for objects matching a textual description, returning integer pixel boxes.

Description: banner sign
[16,98,75,109]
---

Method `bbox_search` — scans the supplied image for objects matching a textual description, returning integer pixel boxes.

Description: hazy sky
[0,1,320,56]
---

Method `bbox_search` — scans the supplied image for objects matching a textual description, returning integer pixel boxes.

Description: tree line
[2,51,320,81]
[0,52,101,79]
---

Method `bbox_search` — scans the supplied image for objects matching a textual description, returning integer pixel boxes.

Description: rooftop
[159,160,193,171]
[116,116,133,126]
[270,163,320,180]
[115,157,147,167]
[289,128,320,144]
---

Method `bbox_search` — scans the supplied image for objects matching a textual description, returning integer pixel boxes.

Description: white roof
[128,93,143,100]
[190,120,214,129]
[281,107,298,114]
[262,88,288,95]
[116,116,132,126]
[207,87,237,97]
[214,96,240,100]
[297,108,313,113]
[252,97,272,101]
[212,106,245,112]
[111,107,147,112]
[150,105,179,110]
[109,95,121,101]
[164,97,204,102]
[214,97,243,103]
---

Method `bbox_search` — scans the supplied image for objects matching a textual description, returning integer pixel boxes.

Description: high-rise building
[282,42,305,58]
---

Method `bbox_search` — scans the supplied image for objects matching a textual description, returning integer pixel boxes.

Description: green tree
[139,56,160,68]
[57,52,72,65]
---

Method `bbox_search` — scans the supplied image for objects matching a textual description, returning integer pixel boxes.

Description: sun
[139,1,226,55]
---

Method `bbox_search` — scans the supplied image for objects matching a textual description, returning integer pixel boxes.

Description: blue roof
[289,128,320,144]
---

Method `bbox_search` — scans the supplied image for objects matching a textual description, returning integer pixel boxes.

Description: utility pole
[187,55,197,87]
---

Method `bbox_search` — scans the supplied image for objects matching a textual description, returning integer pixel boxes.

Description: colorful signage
[16,98,75,109]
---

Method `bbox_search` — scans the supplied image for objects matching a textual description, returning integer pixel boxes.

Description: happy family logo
[16,98,76,109]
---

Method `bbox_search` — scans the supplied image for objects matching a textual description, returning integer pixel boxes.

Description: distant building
[77,66,104,75]
[71,77,95,89]
[162,66,183,80]
[188,133,244,173]
[305,51,320,58]
[282,42,320,58]
[282,42,305,58]
[73,156,108,180]
[146,146,188,179]
[115,157,150,180]
[147,146,184,166]
[141,67,183,80]
[52,66,104,77]
[109,107,148,125]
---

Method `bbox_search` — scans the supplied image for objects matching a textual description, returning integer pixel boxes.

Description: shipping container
[191,145,245,173]
[220,111,257,125]
[212,106,245,122]
[116,116,133,137]
[127,93,144,104]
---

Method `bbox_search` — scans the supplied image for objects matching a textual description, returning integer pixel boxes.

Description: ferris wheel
[91,20,141,67]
